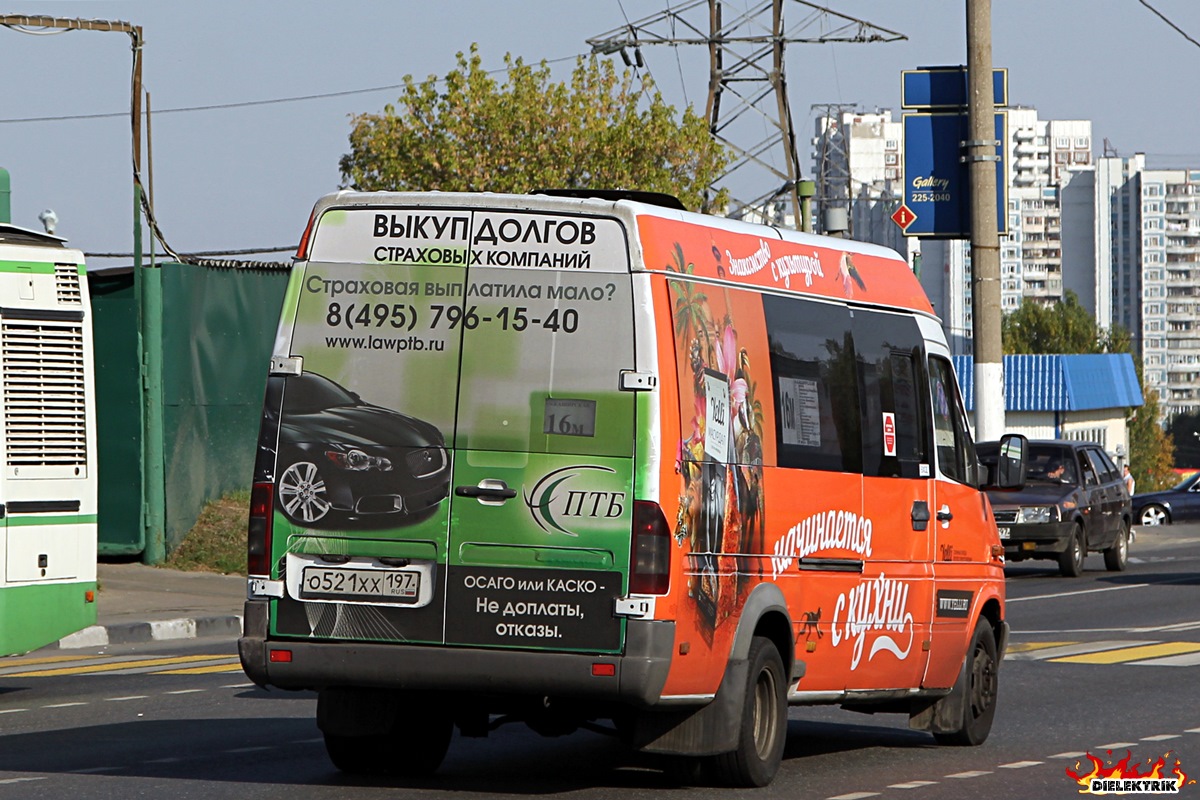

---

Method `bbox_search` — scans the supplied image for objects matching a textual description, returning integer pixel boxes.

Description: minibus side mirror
[989,433,1027,489]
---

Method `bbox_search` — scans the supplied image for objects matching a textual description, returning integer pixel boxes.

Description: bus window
[763,295,860,474]
[928,356,975,485]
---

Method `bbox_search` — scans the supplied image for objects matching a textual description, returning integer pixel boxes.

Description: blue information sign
[902,111,1007,238]
[901,67,1007,109]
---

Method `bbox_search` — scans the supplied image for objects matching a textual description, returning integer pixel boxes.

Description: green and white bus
[0,223,98,656]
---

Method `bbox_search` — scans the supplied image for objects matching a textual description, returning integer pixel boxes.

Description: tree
[339,45,731,212]
[1001,291,1130,354]
[1001,292,1176,491]
[1129,370,1177,492]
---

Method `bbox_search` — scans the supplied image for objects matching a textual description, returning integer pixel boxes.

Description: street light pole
[0,16,164,564]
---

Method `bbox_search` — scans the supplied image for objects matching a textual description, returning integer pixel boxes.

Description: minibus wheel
[323,713,452,776]
[934,619,998,746]
[710,636,787,787]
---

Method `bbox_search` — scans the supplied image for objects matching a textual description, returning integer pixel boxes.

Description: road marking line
[828,794,880,800]
[1096,742,1138,749]
[1142,734,1181,741]
[6,654,233,678]
[42,702,87,709]
[104,695,148,702]
[945,771,992,778]
[1004,641,1072,653]
[999,761,1043,769]
[1013,621,1200,633]
[68,767,121,774]
[1054,642,1200,665]
[1050,752,1088,759]
[164,689,206,695]
[1008,584,1146,602]
[221,682,255,689]
[888,781,937,789]
[0,654,101,667]
[1187,728,1200,734]
[157,663,243,675]
[0,777,46,785]
[0,709,28,714]
[1007,641,1149,661]
[1129,651,1200,667]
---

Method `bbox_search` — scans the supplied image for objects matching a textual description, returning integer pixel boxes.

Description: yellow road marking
[0,654,102,668]
[7,655,232,677]
[1005,641,1071,654]
[1053,642,1200,664]
[157,663,243,675]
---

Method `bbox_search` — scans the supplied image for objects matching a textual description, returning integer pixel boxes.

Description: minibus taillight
[248,482,274,577]
[295,207,317,260]
[630,501,671,595]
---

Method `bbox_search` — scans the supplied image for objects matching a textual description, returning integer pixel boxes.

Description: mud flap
[628,657,748,756]
[909,654,967,733]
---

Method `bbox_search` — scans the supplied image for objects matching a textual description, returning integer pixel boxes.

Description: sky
[2,0,1199,271]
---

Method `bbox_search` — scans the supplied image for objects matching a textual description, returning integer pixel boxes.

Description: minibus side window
[853,309,928,479]
[928,356,976,485]
[763,295,861,473]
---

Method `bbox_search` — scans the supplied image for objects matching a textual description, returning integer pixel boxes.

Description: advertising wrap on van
[266,205,637,653]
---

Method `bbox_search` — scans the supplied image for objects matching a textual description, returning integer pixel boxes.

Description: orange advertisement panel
[637,215,933,315]
[661,275,777,693]
[648,220,940,697]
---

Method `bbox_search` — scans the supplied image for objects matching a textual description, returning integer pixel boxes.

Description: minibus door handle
[455,480,518,504]
[936,505,954,525]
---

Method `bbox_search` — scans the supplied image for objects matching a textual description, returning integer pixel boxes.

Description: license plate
[998,526,1010,539]
[300,566,421,604]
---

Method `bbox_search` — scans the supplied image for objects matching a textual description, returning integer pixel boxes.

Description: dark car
[274,371,450,528]
[977,439,1132,577]
[1132,471,1200,526]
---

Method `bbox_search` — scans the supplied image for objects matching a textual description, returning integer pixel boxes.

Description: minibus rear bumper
[238,599,676,708]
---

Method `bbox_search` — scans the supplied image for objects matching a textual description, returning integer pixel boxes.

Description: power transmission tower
[810,102,857,235]
[587,1,904,224]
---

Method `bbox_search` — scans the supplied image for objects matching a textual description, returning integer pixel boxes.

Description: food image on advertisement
[668,241,769,634]
[276,371,451,529]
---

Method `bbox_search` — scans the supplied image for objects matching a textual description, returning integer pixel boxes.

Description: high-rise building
[812,106,1092,355]
[1098,155,1200,418]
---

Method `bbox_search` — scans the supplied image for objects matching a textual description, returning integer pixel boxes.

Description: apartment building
[812,106,1092,355]
[1099,155,1200,418]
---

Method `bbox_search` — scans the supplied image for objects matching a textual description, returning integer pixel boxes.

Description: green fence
[89,262,288,559]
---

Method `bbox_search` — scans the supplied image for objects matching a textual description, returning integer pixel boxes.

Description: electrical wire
[0,53,587,125]
[1138,0,1200,49]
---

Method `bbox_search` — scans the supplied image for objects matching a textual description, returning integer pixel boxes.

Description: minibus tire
[934,619,998,746]
[710,636,787,787]
[323,715,452,777]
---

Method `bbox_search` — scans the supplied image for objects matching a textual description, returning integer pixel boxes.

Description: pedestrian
[1123,464,1135,495]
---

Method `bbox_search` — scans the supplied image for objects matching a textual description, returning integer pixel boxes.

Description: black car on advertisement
[270,371,451,529]
[977,439,1132,577]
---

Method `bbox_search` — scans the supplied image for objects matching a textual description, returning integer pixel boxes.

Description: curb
[55,615,244,649]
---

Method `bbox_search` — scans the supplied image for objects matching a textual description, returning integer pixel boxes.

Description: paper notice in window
[779,376,820,447]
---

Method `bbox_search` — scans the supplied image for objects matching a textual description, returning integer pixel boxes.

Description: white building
[811,106,1092,355]
[1098,155,1200,418]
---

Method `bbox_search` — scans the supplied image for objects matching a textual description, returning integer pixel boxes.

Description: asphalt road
[0,523,1197,799]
